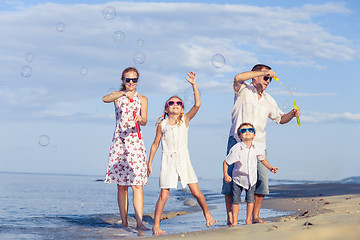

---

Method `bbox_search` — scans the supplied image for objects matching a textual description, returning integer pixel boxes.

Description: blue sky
[0,0,359,181]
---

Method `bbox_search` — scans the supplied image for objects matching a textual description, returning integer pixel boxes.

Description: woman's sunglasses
[124,78,138,83]
[238,127,255,135]
[263,76,272,82]
[166,101,184,107]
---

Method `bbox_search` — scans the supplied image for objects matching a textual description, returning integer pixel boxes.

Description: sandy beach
[138,183,360,240]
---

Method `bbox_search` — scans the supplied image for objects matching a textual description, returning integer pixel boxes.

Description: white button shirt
[228,82,284,151]
[225,141,265,190]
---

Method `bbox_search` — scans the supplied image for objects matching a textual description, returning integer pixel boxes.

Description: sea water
[0,172,288,239]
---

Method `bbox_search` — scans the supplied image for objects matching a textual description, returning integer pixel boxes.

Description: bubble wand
[130,99,142,139]
[274,77,301,126]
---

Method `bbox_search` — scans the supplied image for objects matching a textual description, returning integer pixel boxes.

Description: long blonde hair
[156,95,184,126]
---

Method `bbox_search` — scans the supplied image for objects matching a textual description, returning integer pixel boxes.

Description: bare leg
[253,194,267,223]
[152,188,169,235]
[231,203,239,226]
[117,185,129,227]
[131,185,149,230]
[246,202,254,224]
[188,183,215,227]
[225,195,233,225]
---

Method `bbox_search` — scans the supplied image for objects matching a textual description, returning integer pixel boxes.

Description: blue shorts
[222,136,269,196]
[221,136,237,196]
[232,183,255,204]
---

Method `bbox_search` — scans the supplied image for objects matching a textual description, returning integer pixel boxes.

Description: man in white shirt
[222,64,300,225]
[223,123,278,225]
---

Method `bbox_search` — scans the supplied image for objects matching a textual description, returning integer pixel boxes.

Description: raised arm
[184,71,200,125]
[280,108,301,124]
[102,91,125,103]
[233,69,277,92]
[147,123,163,177]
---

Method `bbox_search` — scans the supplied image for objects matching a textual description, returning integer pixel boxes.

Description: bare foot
[152,225,165,235]
[137,224,150,231]
[252,218,267,224]
[205,213,216,227]
[230,222,238,227]
[245,219,252,224]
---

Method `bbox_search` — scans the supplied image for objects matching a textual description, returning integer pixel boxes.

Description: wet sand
[137,183,360,240]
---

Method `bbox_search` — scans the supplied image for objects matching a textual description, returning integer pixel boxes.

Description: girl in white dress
[102,67,148,230]
[147,71,215,235]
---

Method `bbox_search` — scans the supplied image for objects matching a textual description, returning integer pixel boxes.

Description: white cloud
[302,111,360,123]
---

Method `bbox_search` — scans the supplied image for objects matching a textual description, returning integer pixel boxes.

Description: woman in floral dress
[102,67,148,230]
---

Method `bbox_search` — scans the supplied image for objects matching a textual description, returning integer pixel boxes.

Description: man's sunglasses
[238,127,255,135]
[166,101,184,107]
[124,78,138,83]
[263,76,272,82]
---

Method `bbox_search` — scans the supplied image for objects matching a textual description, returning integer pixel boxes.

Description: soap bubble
[211,54,225,68]
[136,39,144,48]
[281,101,292,112]
[0,81,4,87]
[288,84,299,95]
[20,65,32,78]
[80,66,88,76]
[113,31,125,43]
[25,52,35,63]
[103,6,116,20]
[133,51,146,64]
[56,22,65,32]
[183,87,201,105]
[38,134,50,147]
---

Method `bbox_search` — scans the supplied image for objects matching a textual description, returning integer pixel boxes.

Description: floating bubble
[211,54,225,68]
[103,6,116,20]
[25,52,35,63]
[80,66,88,76]
[20,65,32,78]
[288,84,299,95]
[183,87,201,105]
[38,134,50,147]
[136,39,144,48]
[52,146,58,152]
[281,101,292,112]
[56,22,65,32]
[243,103,255,120]
[0,81,4,86]
[133,51,146,64]
[112,31,125,43]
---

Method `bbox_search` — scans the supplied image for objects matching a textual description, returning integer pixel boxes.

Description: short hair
[237,122,255,136]
[251,64,271,72]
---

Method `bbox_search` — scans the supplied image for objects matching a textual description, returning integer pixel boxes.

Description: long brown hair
[120,67,139,91]
[156,96,184,126]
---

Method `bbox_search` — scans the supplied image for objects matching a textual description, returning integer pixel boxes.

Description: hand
[125,91,133,100]
[185,71,197,85]
[224,174,232,183]
[293,108,301,117]
[270,167,279,174]
[133,114,142,123]
[264,69,277,78]
[147,164,152,177]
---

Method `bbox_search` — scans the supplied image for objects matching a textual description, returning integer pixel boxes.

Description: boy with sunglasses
[223,123,278,226]
[222,64,300,225]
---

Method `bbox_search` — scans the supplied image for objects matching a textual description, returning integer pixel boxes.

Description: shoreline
[137,183,360,240]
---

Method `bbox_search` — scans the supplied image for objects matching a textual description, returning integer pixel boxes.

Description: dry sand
[138,183,360,240]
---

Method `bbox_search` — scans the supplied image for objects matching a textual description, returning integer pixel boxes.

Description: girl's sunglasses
[238,127,255,135]
[166,101,184,107]
[124,78,138,83]
[263,76,272,82]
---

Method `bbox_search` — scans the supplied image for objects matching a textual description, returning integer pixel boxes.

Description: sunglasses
[124,78,138,83]
[166,101,184,107]
[263,76,272,82]
[238,127,255,135]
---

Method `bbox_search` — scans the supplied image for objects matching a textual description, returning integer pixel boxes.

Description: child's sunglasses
[263,76,272,82]
[238,127,255,135]
[166,101,184,107]
[124,77,138,83]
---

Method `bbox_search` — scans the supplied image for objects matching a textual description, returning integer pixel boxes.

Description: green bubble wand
[274,77,301,126]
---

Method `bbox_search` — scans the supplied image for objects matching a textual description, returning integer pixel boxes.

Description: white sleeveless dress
[159,117,198,189]
[104,92,147,186]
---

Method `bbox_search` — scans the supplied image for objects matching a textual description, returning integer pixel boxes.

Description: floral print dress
[105,92,147,186]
